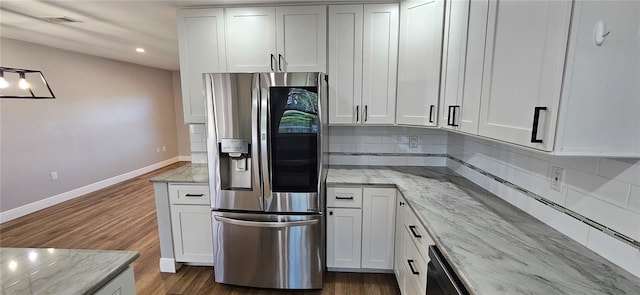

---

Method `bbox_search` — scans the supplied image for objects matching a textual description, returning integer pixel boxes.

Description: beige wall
[172,71,190,157]
[0,38,179,212]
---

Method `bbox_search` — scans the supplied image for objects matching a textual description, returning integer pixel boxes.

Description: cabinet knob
[400,201,405,206]
[329,211,333,215]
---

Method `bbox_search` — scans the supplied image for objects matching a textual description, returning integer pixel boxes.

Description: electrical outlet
[50,171,58,181]
[409,136,418,148]
[550,166,564,192]
[156,147,160,153]
[162,146,166,152]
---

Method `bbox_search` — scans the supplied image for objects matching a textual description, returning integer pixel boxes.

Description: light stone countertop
[327,166,640,295]
[149,163,208,183]
[0,247,139,295]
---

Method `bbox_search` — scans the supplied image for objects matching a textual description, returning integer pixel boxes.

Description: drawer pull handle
[530,106,547,143]
[335,196,354,200]
[185,194,204,197]
[409,225,422,238]
[407,259,419,275]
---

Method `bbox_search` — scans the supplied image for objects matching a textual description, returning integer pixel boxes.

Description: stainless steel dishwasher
[426,246,469,295]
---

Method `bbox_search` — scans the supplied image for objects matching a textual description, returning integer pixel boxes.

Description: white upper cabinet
[457,0,488,134]
[328,4,399,125]
[396,0,445,127]
[554,0,640,157]
[439,0,469,131]
[226,6,326,73]
[328,5,363,124]
[477,0,572,151]
[276,6,327,72]
[362,4,399,125]
[439,0,485,134]
[177,9,227,124]
[225,7,277,72]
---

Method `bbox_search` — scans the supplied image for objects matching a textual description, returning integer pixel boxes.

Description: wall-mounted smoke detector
[40,16,82,23]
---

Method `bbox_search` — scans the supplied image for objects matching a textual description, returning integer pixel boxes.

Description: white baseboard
[159,258,183,273]
[178,155,191,161]
[0,157,181,224]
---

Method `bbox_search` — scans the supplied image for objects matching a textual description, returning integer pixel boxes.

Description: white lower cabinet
[394,194,434,295]
[326,186,396,271]
[168,184,213,264]
[362,188,397,269]
[94,266,136,295]
[326,208,362,268]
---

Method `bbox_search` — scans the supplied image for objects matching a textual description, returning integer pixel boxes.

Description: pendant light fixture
[0,67,55,99]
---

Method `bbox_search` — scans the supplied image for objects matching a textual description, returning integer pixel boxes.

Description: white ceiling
[0,0,371,71]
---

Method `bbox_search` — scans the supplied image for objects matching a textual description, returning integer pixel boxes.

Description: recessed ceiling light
[136,48,145,53]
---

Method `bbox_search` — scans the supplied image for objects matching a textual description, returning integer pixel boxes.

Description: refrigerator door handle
[214,216,318,228]
[258,74,271,200]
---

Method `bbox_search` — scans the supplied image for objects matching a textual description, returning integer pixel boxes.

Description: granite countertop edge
[326,165,640,295]
[149,163,208,184]
[84,251,140,294]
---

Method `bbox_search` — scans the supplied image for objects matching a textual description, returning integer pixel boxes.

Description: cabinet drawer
[405,208,434,260]
[326,187,363,208]
[169,184,210,205]
[403,228,428,295]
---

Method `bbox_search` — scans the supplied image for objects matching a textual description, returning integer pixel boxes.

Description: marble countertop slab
[0,247,139,295]
[327,166,640,295]
[150,163,208,183]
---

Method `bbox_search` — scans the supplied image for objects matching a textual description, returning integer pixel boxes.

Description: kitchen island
[327,166,640,295]
[0,247,138,295]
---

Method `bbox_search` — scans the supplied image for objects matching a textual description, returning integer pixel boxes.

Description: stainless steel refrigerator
[205,73,327,289]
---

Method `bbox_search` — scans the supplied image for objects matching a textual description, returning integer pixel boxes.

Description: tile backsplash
[328,126,447,166]
[447,133,640,278]
[189,124,207,163]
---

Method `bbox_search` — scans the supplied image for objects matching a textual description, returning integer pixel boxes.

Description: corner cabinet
[177,9,227,124]
[225,6,326,73]
[328,4,399,125]
[395,0,445,127]
[439,0,573,152]
[326,186,396,271]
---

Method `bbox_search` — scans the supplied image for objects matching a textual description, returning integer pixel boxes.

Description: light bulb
[19,78,30,89]
[0,77,8,89]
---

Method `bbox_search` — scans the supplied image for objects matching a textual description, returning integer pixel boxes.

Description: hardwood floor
[0,162,400,295]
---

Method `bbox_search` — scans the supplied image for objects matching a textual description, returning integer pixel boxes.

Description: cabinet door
[328,5,363,124]
[393,194,408,279]
[170,205,214,263]
[396,0,444,127]
[326,208,362,268]
[457,0,489,134]
[276,6,327,72]
[478,0,572,151]
[361,187,396,269]
[438,0,469,130]
[177,9,227,124]
[225,7,277,72]
[362,4,399,125]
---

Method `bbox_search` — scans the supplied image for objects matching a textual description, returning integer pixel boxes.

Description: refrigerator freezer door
[212,211,324,289]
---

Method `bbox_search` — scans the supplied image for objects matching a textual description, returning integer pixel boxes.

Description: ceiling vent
[41,16,82,23]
